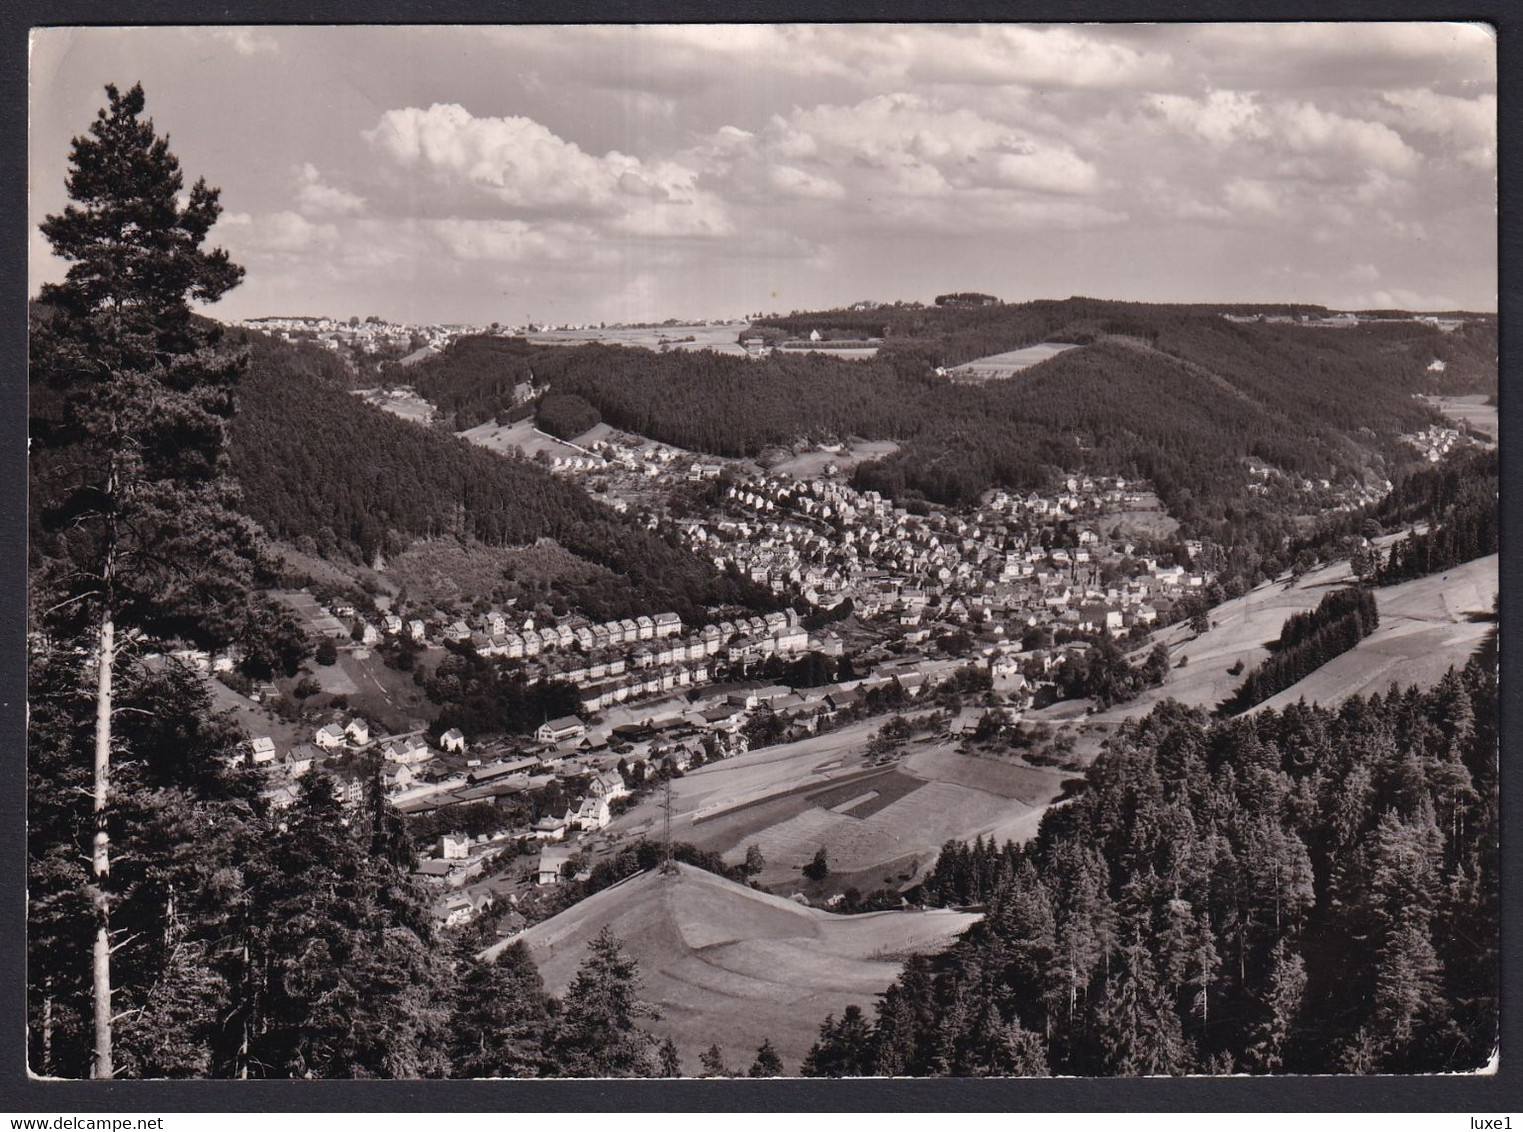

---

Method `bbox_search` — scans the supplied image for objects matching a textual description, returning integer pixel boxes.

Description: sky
[28,24,1497,326]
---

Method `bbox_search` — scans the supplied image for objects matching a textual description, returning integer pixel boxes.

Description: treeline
[1277,445,1497,588]
[536,392,601,440]
[226,330,775,623]
[1375,455,1498,585]
[1221,588,1379,714]
[801,657,1496,1076]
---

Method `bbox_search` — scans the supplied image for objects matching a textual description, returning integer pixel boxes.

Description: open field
[1096,491,1180,540]
[610,717,1068,893]
[777,344,879,360]
[769,440,900,479]
[1251,553,1497,712]
[272,590,349,639]
[1073,552,1498,731]
[458,416,587,460]
[353,386,436,424]
[1423,394,1498,442]
[202,674,305,751]
[946,342,1080,382]
[525,321,749,356]
[484,863,978,1072]
[333,648,440,733]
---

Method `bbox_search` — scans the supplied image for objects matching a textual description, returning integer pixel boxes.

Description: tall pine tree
[31,82,249,1078]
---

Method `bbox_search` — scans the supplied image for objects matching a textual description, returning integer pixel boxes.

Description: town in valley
[25,22,1500,1084]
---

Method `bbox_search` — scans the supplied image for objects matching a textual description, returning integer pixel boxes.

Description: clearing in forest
[485,862,978,1073]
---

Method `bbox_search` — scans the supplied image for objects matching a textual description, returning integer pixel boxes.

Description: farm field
[202,673,304,752]
[609,716,1068,894]
[331,648,441,734]
[485,863,978,1073]
[769,439,900,478]
[272,590,349,639]
[1096,491,1180,540]
[776,344,879,359]
[353,386,436,424]
[458,416,587,460]
[946,342,1080,382]
[525,321,749,356]
[1423,394,1498,442]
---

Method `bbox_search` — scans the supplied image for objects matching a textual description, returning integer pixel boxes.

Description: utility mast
[660,776,677,875]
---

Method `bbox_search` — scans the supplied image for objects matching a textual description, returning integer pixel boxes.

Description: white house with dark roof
[536,716,586,745]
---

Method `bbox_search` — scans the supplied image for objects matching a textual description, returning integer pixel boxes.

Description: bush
[315,638,338,666]
[803,846,830,882]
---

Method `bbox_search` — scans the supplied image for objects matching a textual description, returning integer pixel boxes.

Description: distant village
[176,432,1252,936]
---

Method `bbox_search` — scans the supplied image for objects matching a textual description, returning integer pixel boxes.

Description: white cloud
[363,103,731,236]
[895,25,1172,89]
[1152,90,1268,146]
[232,211,339,257]
[492,24,1171,94]
[1150,90,1417,174]
[1381,88,1496,168]
[1355,287,1460,311]
[1223,178,1281,216]
[1277,100,1417,174]
[209,28,279,56]
[761,94,1099,196]
[767,164,846,201]
[295,163,366,216]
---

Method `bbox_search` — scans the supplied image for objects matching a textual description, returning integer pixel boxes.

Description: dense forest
[1221,588,1380,714]
[1375,461,1500,587]
[223,330,775,623]
[800,649,1497,1076]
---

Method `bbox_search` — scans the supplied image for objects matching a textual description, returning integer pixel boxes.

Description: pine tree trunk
[40,985,54,1075]
[91,613,114,1080]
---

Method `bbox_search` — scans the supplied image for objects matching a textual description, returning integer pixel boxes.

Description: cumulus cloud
[1152,90,1268,146]
[1380,88,1496,168]
[234,211,340,257]
[705,93,1102,218]
[767,164,846,201]
[1150,90,1417,174]
[295,163,366,216]
[363,103,731,236]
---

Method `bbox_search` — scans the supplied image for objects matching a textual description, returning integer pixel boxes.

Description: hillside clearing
[1251,554,1497,712]
[459,416,586,460]
[484,863,978,1072]
[1072,552,1497,728]
[946,342,1080,382]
